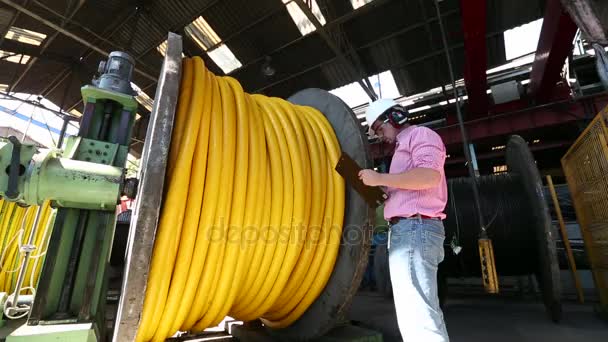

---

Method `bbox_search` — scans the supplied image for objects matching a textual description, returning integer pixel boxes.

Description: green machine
[0,51,140,341]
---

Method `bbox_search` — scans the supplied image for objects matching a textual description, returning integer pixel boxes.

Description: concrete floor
[349,292,608,342]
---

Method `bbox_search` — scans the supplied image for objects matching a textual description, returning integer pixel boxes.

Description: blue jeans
[389,217,449,341]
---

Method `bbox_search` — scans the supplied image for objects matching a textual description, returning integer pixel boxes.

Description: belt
[389,214,439,225]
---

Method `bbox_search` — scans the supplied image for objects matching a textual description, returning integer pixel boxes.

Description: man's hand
[358,169,384,187]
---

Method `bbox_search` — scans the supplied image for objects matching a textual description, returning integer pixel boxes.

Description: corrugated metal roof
[0,0,546,154]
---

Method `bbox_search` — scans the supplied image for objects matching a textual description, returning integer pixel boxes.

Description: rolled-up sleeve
[409,127,446,171]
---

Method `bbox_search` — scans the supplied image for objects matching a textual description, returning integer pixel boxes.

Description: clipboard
[335,152,388,208]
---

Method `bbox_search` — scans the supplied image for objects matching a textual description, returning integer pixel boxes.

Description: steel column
[460,0,488,117]
[529,0,578,103]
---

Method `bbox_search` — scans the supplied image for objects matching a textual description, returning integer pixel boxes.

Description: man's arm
[359,168,441,190]
[359,126,446,190]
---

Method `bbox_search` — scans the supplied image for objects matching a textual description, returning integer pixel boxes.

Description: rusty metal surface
[560,0,608,44]
[562,105,608,310]
[112,32,182,342]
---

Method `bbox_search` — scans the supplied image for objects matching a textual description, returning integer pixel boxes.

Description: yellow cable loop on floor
[136,57,345,342]
[0,200,55,295]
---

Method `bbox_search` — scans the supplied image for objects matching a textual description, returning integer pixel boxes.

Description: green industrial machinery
[0,51,139,341]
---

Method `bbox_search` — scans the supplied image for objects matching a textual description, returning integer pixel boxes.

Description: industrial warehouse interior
[0,0,607,341]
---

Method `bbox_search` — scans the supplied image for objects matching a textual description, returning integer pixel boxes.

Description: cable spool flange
[271,89,375,340]
[114,35,374,341]
[506,135,561,322]
[442,135,560,322]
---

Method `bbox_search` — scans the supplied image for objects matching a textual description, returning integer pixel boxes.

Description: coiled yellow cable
[0,199,55,295]
[136,57,345,341]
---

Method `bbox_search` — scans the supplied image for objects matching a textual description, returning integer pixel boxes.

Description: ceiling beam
[38,7,142,114]
[445,140,571,165]
[293,0,377,100]
[437,93,608,146]
[0,0,32,47]
[459,0,489,117]
[0,39,80,65]
[559,0,608,45]
[529,0,578,103]
[252,7,461,93]
[255,27,503,95]
[6,0,87,92]
[0,0,157,82]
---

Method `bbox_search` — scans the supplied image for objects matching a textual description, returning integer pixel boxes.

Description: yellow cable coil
[0,199,55,295]
[136,57,345,341]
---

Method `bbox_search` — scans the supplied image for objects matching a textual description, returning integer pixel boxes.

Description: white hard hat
[365,98,397,129]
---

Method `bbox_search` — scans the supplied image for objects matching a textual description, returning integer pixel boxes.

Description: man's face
[371,118,399,144]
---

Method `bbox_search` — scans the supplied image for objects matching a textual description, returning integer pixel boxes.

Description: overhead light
[533,139,540,144]
[4,27,46,46]
[410,105,431,113]
[261,56,276,77]
[0,84,8,92]
[492,145,506,151]
[493,165,508,173]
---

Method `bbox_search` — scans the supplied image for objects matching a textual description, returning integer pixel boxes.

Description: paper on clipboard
[335,152,388,208]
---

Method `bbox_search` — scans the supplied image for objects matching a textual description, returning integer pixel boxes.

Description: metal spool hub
[114,33,374,341]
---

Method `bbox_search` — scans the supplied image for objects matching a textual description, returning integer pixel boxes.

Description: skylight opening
[69,109,82,117]
[350,0,375,10]
[282,0,326,36]
[156,40,168,56]
[0,50,30,64]
[182,16,241,74]
[4,27,46,46]
[503,19,543,60]
[208,44,242,74]
[185,16,221,51]
[131,83,154,112]
[330,70,401,108]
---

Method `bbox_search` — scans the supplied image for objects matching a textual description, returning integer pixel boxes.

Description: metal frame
[529,0,578,103]
[112,32,182,342]
[0,0,157,83]
[561,104,608,313]
[459,0,489,117]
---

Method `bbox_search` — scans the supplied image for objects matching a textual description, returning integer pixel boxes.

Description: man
[359,99,449,342]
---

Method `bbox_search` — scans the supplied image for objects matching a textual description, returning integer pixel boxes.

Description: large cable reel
[114,34,374,341]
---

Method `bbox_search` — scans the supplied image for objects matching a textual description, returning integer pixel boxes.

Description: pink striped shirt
[384,125,448,220]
